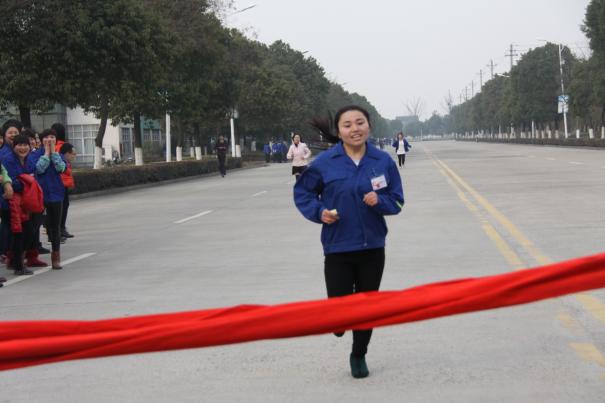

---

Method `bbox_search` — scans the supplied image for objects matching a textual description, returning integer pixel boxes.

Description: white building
[66,107,164,166]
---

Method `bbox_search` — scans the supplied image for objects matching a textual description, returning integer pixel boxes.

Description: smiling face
[14,142,30,159]
[337,110,370,148]
[4,126,20,146]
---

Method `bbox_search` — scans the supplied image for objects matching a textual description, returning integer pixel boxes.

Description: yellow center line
[434,157,552,266]
[425,146,605,376]
[434,162,525,270]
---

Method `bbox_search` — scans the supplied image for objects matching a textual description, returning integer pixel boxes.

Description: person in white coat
[287,134,311,180]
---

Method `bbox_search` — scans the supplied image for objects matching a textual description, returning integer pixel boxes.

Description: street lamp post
[537,39,569,139]
[557,43,569,139]
[230,108,238,158]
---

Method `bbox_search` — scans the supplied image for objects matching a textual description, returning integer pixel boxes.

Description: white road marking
[252,191,268,197]
[3,253,97,287]
[569,161,583,165]
[174,210,213,224]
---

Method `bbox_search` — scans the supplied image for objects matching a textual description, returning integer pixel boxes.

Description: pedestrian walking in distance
[294,105,404,379]
[215,135,228,177]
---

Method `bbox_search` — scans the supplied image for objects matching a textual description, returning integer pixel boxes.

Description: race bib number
[371,175,388,191]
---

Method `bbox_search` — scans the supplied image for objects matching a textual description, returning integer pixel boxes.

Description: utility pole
[479,70,483,89]
[471,80,475,97]
[487,59,496,79]
[505,44,518,70]
[465,86,469,101]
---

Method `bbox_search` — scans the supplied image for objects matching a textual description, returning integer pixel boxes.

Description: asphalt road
[1,141,604,402]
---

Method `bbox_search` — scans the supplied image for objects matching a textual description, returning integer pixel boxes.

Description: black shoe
[61,230,74,238]
[14,268,34,276]
[60,237,67,244]
[334,332,345,337]
[38,246,51,254]
[350,354,369,379]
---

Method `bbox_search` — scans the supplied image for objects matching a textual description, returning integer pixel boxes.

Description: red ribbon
[2,252,605,371]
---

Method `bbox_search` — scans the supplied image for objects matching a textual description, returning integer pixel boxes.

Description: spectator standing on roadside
[294,105,404,379]
[263,142,271,163]
[21,129,48,255]
[0,119,22,263]
[271,141,280,163]
[215,135,228,178]
[59,143,76,239]
[2,134,44,275]
[29,129,66,270]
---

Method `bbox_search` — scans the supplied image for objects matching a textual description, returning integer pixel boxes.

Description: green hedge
[72,157,245,195]
[459,137,605,148]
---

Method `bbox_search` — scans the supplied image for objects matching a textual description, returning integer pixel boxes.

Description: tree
[0,0,82,127]
[403,97,425,119]
[583,0,605,125]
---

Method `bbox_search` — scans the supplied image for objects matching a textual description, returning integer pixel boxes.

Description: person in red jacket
[59,143,76,239]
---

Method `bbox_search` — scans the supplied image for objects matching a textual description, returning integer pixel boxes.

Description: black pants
[264,154,270,163]
[61,190,70,231]
[324,248,385,357]
[0,209,34,270]
[397,154,406,167]
[217,154,226,176]
[45,201,62,252]
[32,213,44,248]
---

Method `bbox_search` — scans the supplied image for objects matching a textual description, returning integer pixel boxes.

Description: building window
[121,127,133,157]
[67,124,98,164]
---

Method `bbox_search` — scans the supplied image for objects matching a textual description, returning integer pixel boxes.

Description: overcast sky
[228,0,591,120]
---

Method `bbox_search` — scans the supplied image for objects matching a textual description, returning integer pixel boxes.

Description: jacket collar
[330,141,382,160]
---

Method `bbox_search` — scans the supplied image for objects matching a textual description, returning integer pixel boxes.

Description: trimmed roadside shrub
[71,157,246,195]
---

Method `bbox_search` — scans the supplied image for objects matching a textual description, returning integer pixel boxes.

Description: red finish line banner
[2,252,605,371]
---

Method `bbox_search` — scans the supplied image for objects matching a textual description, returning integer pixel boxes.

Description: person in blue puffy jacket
[293,105,404,379]
[29,129,66,270]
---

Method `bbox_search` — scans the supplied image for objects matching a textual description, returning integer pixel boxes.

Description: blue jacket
[0,151,33,209]
[294,142,404,255]
[263,144,271,154]
[29,148,66,203]
[0,144,12,163]
[272,143,280,153]
[392,138,411,152]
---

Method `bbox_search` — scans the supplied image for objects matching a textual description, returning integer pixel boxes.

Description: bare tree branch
[403,97,425,118]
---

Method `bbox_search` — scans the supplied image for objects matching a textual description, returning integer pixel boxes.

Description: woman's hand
[321,208,339,224]
[3,183,13,200]
[363,192,379,207]
[43,138,51,156]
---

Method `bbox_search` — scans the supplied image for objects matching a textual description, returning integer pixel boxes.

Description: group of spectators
[262,140,290,163]
[0,119,76,285]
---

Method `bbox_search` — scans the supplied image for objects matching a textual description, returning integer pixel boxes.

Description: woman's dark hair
[51,123,66,141]
[292,133,302,141]
[1,119,23,137]
[39,128,57,141]
[309,105,371,144]
[12,134,31,147]
[21,127,36,139]
[60,142,74,154]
